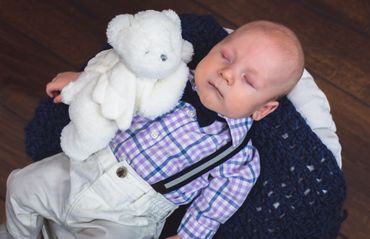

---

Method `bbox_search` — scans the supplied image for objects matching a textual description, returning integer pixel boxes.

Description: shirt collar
[223,116,253,146]
[181,71,253,146]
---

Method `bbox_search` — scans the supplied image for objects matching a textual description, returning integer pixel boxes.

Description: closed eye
[242,73,255,88]
[220,51,231,63]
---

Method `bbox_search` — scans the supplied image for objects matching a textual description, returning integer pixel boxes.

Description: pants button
[116,166,128,178]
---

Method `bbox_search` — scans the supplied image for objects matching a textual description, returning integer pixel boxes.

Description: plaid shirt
[109,75,260,239]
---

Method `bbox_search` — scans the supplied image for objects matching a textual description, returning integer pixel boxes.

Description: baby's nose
[160,54,167,61]
[218,69,233,85]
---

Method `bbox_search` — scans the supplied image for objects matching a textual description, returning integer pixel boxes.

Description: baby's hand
[46,71,81,103]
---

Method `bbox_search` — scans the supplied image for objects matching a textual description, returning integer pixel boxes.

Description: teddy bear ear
[181,40,194,63]
[106,14,133,48]
[161,9,181,26]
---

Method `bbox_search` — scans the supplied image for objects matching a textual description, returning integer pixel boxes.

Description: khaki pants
[6,147,177,239]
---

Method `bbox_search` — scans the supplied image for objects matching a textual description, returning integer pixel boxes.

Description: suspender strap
[151,123,255,194]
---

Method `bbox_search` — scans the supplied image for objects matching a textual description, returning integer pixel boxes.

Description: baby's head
[194,20,304,120]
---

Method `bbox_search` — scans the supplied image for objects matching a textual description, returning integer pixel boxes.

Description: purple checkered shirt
[109,75,260,239]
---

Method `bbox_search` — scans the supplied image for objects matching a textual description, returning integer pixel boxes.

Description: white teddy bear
[60,9,193,161]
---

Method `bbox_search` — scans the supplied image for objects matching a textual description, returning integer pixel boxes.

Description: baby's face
[194,29,291,119]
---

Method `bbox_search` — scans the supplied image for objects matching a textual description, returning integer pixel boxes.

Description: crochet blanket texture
[25,14,346,239]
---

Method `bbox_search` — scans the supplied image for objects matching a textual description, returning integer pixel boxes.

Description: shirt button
[116,166,128,178]
[187,109,196,118]
[150,130,159,139]
[119,154,127,161]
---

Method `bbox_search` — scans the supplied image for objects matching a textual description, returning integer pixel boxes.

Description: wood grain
[301,0,370,35]
[0,105,31,199]
[0,0,106,67]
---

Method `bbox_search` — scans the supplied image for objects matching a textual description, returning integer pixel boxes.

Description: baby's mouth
[208,81,223,98]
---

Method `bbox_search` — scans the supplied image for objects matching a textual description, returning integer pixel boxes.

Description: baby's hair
[234,21,305,100]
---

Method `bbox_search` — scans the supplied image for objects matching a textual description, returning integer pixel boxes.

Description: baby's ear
[106,14,133,49]
[252,101,279,121]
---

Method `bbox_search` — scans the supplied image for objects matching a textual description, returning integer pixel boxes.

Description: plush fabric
[59,10,192,161]
[25,14,346,239]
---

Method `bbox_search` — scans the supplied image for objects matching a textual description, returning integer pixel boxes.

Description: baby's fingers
[45,81,60,98]
[53,95,63,103]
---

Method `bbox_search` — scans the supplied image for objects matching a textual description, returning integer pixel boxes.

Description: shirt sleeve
[177,144,260,239]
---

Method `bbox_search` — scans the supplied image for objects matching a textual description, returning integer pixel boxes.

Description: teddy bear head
[106,9,193,79]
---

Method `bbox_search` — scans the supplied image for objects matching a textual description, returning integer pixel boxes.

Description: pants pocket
[66,162,147,226]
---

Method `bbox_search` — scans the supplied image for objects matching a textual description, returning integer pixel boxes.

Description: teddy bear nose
[160,54,167,61]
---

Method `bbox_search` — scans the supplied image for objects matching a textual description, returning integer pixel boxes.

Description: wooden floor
[0,0,369,238]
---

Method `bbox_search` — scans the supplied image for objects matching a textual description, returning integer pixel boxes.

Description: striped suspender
[151,124,255,194]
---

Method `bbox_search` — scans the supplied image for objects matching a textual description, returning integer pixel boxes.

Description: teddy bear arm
[100,85,129,120]
[92,74,109,104]
[61,71,98,105]
[139,63,188,119]
[84,49,119,74]
[114,100,135,130]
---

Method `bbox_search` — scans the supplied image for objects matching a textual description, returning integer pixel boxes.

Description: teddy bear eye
[160,54,167,61]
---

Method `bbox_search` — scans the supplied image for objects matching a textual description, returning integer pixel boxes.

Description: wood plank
[0,20,73,97]
[0,106,30,166]
[301,0,370,35]
[0,199,4,224]
[0,0,107,67]
[196,0,370,105]
[0,105,32,196]
[0,84,41,121]
[75,0,235,29]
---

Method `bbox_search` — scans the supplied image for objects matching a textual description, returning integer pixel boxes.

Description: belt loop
[96,147,120,172]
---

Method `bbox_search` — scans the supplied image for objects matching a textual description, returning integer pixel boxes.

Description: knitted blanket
[25,14,346,239]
